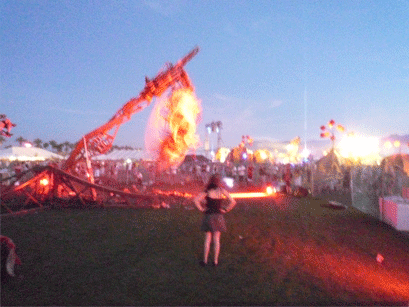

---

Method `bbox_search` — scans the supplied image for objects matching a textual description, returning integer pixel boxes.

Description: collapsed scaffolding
[1,47,200,214]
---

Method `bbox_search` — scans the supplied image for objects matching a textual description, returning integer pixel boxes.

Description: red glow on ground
[151,189,193,198]
[298,242,409,301]
[230,186,276,199]
[151,186,276,200]
[230,192,272,199]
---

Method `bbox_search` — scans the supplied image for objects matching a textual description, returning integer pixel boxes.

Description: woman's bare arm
[221,188,236,212]
[193,192,206,212]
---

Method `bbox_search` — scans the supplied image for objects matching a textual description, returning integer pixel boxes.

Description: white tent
[0,146,64,161]
[93,149,151,161]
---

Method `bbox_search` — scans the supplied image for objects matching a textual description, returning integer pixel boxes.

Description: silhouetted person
[283,164,293,194]
[194,174,236,266]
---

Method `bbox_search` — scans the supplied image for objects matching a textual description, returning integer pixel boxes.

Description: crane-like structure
[0,48,200,211]
[63,47,199,175]
[0,115,16,137]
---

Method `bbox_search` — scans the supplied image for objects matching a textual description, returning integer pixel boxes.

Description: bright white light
[259,150,267,160]
[216,148,230,163]
[40,178,49,186]
[266,186,276,195]
[338,135,380,163]
[223,177,234,188]
[384,141,392,149]
[301,148,310,158]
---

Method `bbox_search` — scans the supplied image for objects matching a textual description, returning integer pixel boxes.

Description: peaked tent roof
[0,146,64,161]
[182,154,210,163]
[315,148,343,175]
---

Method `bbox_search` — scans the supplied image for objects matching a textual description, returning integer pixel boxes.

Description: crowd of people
[1,152,341,200]
[87,158,312,195]
[0,156,313,195]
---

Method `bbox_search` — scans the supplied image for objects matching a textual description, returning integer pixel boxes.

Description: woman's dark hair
[205,174,222,192]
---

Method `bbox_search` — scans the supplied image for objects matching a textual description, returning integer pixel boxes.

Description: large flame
[145,88,201,170]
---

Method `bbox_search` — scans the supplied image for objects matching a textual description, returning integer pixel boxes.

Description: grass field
[1,193,409,306]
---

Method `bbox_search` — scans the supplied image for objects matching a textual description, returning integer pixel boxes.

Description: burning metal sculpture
[0,115,16,137]
[0,48,201,212]
[63,47,200,175]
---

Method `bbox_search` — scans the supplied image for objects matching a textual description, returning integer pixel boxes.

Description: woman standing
[194,174,236,267]
[283,164,293,194]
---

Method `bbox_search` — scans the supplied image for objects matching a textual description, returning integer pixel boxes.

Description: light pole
[205,121,223,158]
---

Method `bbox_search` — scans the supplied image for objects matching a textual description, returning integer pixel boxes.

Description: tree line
[0,136,139,156]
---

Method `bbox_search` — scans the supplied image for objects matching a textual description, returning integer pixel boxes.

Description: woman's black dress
[200,195,227,232]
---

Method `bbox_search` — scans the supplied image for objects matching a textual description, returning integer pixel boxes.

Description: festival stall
[381,153,409,177]
[313,148,344,193]
[378,154,409,231]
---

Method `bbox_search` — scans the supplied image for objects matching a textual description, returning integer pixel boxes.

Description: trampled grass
[1,194,409,306]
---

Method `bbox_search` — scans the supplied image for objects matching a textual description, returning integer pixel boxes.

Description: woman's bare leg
[212,231,221,265]
[203,232,212,264]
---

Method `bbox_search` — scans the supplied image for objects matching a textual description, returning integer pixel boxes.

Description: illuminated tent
[226,146,253,163]
[315,148,342,176]
[215,147,231,163]
[0,146,64,161]
[381,154,409,177]
[179,154,211,173]
[253,149,274,164]
[182,154,210,163]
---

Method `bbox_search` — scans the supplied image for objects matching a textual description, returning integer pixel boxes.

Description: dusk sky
[1,0,408,150]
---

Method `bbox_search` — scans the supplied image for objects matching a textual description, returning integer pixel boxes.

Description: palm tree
[33,138,43,148]
[62,141,71,155]
[16,136,26,146]
[0,136,5,148]
[48,140,58,152]
[68,142,76,156]
[55,143,64,154]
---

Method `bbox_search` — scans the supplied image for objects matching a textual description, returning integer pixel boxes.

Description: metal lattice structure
[63,47,199,175]
[1,48,200,213]
[0,165,192,215]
